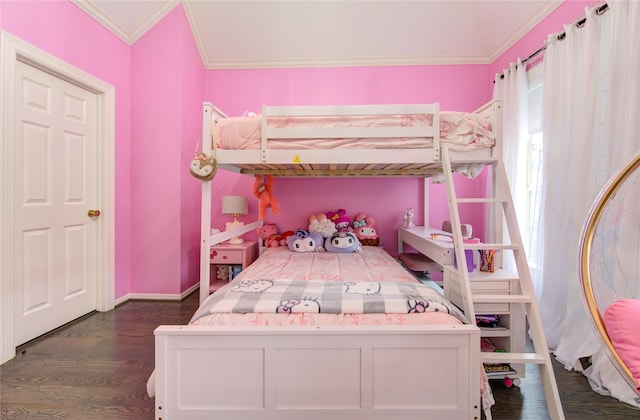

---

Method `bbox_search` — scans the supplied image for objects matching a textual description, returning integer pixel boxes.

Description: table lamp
[222,195,248,244]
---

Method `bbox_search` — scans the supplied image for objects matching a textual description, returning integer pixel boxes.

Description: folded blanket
[192,280,467,324]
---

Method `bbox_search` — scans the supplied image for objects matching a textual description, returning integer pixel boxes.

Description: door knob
[88,209,101,217]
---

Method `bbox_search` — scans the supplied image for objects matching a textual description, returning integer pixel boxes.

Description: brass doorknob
[88,209,101,217]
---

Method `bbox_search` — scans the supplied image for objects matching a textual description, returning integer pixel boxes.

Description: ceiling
[71,0,562,69]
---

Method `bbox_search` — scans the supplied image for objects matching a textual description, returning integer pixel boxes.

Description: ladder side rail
[494,159,565,420]
[441,147,476,321]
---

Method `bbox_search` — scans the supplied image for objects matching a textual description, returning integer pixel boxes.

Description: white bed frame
[154,324,480,419]
[153,100,502,419]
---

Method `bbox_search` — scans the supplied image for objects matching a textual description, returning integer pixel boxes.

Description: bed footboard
[154,324,480,420]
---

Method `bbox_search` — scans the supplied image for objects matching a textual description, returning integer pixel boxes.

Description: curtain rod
[522,2,609,66]
[497,2,609,79]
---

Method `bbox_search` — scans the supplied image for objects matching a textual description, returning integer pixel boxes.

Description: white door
[12,60,99,345]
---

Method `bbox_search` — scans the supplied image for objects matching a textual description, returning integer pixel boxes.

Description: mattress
[214,111,495,152]
[191,247,467,327]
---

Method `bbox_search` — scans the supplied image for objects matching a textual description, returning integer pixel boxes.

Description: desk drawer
[210,248,243,264]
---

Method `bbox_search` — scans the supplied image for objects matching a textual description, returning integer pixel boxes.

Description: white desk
[398,226,455,266]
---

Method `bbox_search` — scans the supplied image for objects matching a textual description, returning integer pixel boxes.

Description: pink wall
[130,6,204,295]
[0,0,133,299]
[178,14,207,293]
[205,66,492,254]
[0,0,606,298]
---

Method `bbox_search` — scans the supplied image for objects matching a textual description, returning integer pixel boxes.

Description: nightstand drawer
[210,248,243,264]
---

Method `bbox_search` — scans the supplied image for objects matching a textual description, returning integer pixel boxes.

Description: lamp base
[228,237,244,245]
[225,221,244,245]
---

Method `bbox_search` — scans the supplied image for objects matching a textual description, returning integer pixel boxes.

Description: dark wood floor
[1,291,639,419]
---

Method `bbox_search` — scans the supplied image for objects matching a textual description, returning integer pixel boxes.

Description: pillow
[324,231,361,253]
[286,229,323,253]
[603,299,640,390]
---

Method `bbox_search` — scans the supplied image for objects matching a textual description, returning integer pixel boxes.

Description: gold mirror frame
[579,151,640,392]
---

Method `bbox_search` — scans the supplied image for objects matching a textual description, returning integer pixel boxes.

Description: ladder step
[463,243,520,251]
[473,294,533,304]
[482,351,547,364]
[449,157,498,165]
[456,197,508,204]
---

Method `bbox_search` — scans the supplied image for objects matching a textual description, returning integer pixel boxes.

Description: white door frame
[0,31,115,364]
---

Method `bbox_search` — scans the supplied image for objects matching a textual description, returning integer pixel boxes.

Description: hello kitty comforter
[190,247,467,327]
[191,278,468,324]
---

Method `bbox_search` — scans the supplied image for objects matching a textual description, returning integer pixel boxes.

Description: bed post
[200,103,214,304]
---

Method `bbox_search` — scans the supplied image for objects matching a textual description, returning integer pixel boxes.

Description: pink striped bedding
[214,112,495,151]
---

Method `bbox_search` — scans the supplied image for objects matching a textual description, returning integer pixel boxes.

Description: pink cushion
[604,299,640,390]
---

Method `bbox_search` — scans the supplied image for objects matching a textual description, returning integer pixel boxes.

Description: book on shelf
[484,363,517,378]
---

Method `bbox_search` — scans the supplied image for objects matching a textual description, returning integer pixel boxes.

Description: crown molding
[71,0,180,45]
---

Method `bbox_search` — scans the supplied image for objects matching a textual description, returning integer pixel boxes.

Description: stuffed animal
[324,231,361,253]
[308,213,337,238]
[325,209,351,232]
[257,222,278,244]
[253,174,280,220]
[352,213,380,247]
[257,222,289,247]
[279,230,295,246]
[286,229,324,253]
[216,265,229,281]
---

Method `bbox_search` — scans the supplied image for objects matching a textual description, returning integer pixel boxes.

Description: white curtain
[492,59,529,273]
[534,0,640,407]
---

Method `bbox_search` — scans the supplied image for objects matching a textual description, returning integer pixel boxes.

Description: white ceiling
[71,0,563,69]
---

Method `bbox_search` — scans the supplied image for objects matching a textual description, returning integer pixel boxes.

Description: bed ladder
[441,147,565,420]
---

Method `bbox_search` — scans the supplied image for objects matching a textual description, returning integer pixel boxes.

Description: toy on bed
[286,229,324,252]
[253,174,280,220]
[326,209,352,232]
[309,213,337,238]
[353,213,379,246]
[257,221,294,247]
[324,231,361,253]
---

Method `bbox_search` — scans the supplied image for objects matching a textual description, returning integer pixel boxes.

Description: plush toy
[257,221,278,244]
[352,213,380,247]
[279,230,295,246]
[257,222,292,247]
[308,213,337,238]
[253,174,280,220]
[267,231,295,247]
[324,231,361,253]
[286,229,324,253]
[325,209,351,232]
[216,265,229,281]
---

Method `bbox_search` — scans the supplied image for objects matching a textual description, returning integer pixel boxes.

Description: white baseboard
[114,282,200,307]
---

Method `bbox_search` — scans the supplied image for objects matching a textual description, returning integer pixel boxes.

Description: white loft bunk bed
[151,100,503,420]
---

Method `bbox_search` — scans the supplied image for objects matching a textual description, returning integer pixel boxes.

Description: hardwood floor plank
[2,290,639,419]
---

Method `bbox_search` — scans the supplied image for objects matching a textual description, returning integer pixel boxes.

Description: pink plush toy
[257,222,279,247]
[353,213,380,247]
[256,222,294,247]
[309,213,337,238]
[325,209,352,232]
